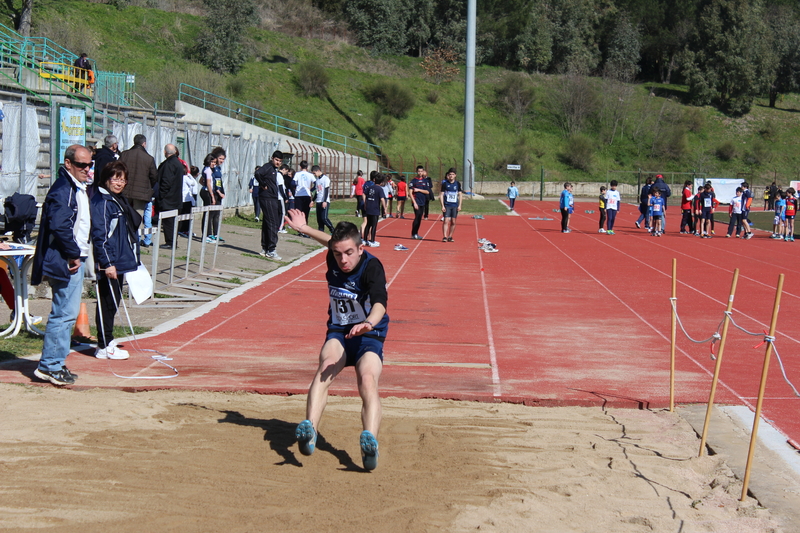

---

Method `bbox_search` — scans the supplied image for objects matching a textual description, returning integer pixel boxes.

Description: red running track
[2,201,799,445]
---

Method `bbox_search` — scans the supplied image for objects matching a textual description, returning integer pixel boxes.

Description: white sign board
[507,164,521,171]
[58,107,86,163]
[694,178,740,205]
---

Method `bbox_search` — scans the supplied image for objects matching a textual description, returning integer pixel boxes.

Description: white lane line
[475,220,502,397]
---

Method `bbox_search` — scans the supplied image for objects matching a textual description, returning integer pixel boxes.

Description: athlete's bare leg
[355,352,382,435]
[305,339,348,431]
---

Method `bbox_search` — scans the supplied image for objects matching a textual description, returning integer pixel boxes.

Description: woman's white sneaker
[95,343,130,360]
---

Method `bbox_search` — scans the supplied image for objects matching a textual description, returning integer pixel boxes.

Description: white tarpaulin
[1,103,41,201]
[694,178,741,205]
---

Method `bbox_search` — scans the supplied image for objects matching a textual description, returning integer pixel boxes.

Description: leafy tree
[682,0,776,116]
[515,7,554,72]
[190,0,258,74]
[407,0,435,57]
[603,13,640,82]
[766,5,800,108]
[548,0,602,74]
[345,0,411,55]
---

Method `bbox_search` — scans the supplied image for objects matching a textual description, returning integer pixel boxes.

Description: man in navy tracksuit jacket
[32,145,94,386]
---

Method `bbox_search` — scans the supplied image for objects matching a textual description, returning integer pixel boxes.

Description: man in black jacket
[636,177,653,230]
[255,150,285,260]
[651,175,672,232]
[155,144,184,248]
[93,135,119,179]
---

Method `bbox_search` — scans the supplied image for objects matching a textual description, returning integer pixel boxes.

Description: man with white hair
[93,134,119,178]
[155,144,185,248]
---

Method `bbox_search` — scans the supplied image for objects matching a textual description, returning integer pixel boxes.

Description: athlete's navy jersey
[441,180,462,206]
[364,182,385,216]
[326,250,389,338]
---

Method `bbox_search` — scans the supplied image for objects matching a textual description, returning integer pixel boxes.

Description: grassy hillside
[15,1,800,187]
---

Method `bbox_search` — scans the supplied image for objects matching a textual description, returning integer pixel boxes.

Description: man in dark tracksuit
[155,144,184,248]
[255,150,286,260]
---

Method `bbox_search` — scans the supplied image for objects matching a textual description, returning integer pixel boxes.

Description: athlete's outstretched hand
[284,209,306,232]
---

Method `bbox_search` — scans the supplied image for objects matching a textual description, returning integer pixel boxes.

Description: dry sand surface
[0,384,784,533]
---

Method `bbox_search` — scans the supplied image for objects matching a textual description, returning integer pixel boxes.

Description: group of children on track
[559,174,796,240]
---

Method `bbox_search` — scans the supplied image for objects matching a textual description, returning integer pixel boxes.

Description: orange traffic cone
[71,302,96,343]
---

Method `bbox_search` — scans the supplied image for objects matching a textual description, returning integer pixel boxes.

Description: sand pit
[0,383,783,532]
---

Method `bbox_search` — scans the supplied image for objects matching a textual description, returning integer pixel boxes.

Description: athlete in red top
[395,176,408,219]
[680,180,694,234]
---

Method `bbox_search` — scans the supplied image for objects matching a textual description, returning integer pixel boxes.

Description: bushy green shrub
[560,135,594,172]
[295,61,329,98]
[365,80,415,118]
[370,109,396,141]
[716,141,737,161]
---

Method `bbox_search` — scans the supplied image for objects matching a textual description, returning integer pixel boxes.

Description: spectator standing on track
[119,134,157,248]
[31,144,93,386]
[283,211,389,472]
[423,168,433,220]
[605,180,620,235]
[679,180,694,234]
[351,170,365,217]
[559,182,574,233]
[248,166,261,222]
[178,164,199,238]
[740,182,754,239]
[395,176,408,218]
[363,173,386,247]
[200,155,216,239]
[699,183,716,238]
[598,186,607,233]
[726,187,745,238]
[763,187,770,210]
[155,144,184,249]
[382,175,394,218]
[440,168,463,242]
[507,181,519,211]
[312,165,335,234]
[649,188,665,236]
[256,151,286,259]
[90,161,140,361]
[772,191,787,239]
[692,185,703,235]
[651,175,671,232]
[784,188,796,241]
[769,182,778,211]
[93,135,119,179]
[294,161,315,230]
[635,177,653,230]
[410,166,431,239]
[208,148,226,243]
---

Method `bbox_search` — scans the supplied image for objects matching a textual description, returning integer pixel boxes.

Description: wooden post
[699,268,739,456]
[741,274,784,502]
[670,258,677,412]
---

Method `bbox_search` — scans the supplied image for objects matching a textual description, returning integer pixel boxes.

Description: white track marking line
[474,220,502,397]
[386,217,439,288]
[519,215,754,409]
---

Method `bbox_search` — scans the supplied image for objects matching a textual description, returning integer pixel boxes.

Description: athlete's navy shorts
[443,205,458,218]
[787,215,795,220]
[326,330,385,366]
[701,208,714,220]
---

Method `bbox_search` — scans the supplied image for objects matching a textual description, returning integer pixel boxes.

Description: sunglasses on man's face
[70,160,92,169]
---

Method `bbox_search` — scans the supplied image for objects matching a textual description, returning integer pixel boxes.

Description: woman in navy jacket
[90,161,141,360]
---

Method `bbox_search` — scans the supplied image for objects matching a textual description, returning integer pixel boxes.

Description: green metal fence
[178,83,382,160]
[0,22,135,107]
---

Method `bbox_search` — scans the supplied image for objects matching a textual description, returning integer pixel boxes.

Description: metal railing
[178,83,382,160]
[0,22,135,108]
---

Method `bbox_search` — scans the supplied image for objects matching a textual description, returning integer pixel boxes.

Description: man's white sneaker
[599,228,606,233]
[368,241,380,247]
[95,343,130,360]
[266,251,282,260]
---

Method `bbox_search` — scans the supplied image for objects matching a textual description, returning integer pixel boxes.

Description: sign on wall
[58,107,86,163]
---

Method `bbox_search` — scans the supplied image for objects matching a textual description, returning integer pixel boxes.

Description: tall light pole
[462,0,476,192]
